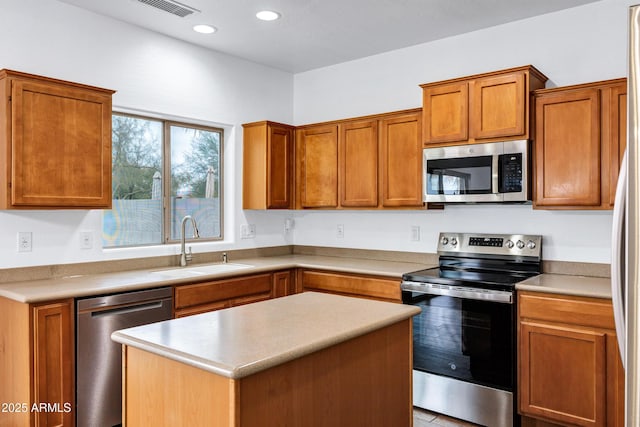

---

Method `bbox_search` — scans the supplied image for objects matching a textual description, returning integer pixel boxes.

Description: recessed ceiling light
[193,24,217,34]
[256,10,281,21]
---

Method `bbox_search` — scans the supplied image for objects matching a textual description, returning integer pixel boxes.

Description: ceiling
[57,0,601,73]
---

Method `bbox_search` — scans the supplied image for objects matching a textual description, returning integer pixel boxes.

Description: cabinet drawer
[301,270,400,302]
[519,292,615,330]
[175,273,272,310]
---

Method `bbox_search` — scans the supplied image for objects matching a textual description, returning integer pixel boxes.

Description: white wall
[291,0,633,263]
[0,0,294,268]
[0,0,629,268]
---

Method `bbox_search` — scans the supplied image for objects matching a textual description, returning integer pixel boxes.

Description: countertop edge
[0,255,432,303]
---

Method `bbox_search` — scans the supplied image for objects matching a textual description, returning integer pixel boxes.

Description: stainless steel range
[401,232,542,427]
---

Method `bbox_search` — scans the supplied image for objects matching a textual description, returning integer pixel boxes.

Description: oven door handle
[401,281,513,304]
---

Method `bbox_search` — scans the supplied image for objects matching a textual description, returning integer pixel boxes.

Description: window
[103,113,223,247]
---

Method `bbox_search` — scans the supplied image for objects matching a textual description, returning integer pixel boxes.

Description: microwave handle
[492,154,499,194]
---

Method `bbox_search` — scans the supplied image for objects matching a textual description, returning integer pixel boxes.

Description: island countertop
[111,291,421,379]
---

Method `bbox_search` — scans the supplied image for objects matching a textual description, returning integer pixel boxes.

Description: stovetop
[402,232,543,291]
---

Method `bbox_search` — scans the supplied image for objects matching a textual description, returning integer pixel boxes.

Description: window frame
[106,111,224,248]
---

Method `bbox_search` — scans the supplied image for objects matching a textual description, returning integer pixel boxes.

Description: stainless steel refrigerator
[612,5,640,425]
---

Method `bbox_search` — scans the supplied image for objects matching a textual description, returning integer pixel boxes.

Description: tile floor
[413,407,481,427]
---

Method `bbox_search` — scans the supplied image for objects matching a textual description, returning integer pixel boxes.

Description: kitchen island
[111,291,420,427]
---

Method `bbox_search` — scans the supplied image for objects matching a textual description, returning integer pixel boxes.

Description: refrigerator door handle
[612,149,627,367]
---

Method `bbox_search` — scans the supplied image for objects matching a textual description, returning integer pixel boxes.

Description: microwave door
[425,155,500,203]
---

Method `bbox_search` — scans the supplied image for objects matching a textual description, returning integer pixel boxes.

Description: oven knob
[441,237,449,246]
[450,238,458,246]
[516,240,525,249]
[506,240,514,249]
[527,240,536,249]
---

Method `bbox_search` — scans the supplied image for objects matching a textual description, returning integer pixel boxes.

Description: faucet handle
[186,246,193,262]
[222,252,228,264]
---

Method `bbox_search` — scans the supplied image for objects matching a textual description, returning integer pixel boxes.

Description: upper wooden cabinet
[519,291,624,427]
[339,119,379,207]
[0,69,115,209]
[533,78,626,209]
[295,124,339,208]
[378,111,423,207]
[243,121,294,209]
[294,109,424,210]
[421,65,547,146]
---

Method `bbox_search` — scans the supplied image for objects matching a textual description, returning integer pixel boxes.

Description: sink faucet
[180,215,200,267]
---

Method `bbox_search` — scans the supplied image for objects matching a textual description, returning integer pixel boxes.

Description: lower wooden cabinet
[272,270,297,298]
[174,270,298,317]
[0,297,74,427]
[174,273,274,317]
[299,269,401,302]
[518,291,624,427]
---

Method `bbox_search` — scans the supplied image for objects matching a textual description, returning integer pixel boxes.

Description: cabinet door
[174,273,273,314]
[520,321,606,426]
[301,270,401,302]
[339,120,378,207]
[606,83,627,207]
[272,270,295,298]
[11,80,112,208]
[297,125,339,208]
[471,72,525,139]
[422,82,468,144]
[379,112,423,207]
[534,89,601,207]
[33,301,74,427]
[267,124,293,208]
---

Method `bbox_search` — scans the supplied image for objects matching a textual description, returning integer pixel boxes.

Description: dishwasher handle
[89,300,168,318]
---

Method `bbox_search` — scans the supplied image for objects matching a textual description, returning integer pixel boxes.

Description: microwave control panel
[499,153,523,193]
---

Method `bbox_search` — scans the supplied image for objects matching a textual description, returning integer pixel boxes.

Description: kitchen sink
[151,263,252,278]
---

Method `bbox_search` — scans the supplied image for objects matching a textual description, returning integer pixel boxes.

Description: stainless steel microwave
[423,140,530,203]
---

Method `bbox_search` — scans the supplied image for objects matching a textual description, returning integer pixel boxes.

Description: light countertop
[111,291,421,379]
[0,255,432,303]
[517,273,611,299]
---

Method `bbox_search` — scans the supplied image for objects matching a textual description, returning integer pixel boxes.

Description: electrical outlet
[411,226,421,242]
[18,232,32,252]
[284,218,294,233]
[336,224,344,238]
[80,231,93,249]
[241,224,256,239]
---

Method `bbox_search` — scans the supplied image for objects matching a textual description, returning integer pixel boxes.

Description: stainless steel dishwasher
[76,287,173,427]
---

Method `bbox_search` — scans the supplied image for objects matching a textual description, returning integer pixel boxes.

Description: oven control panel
[438,232,542,259]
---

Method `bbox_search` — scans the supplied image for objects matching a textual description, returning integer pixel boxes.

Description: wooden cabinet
[272,269,297,298]
[242,121,294,209]
[0,69,114,209]
[299,269,401,302]
[295,108,424,210]
[379,111,423,207]
[174,273,275,317]
[533,78,626,209]
[295,124,339,208]
[518,291,624,427]
[0,297,75,427]
[339,119,379,207]
[421,65,547,146]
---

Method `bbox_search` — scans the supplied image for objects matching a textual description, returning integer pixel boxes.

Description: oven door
[401,281,515,391]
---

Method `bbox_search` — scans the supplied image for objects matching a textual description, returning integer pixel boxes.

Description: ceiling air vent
[136,0,200,17]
